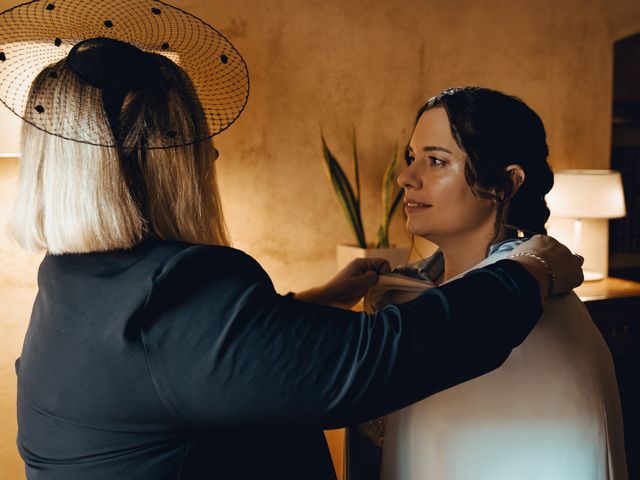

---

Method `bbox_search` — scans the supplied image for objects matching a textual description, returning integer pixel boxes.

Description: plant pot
[336,244,410,272]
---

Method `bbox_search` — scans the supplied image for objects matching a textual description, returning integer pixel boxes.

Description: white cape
[367,253,628,480]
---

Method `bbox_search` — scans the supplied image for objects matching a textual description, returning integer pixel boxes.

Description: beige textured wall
[1,0,640,478]
[208,0,636,293]
[0,158,43,480]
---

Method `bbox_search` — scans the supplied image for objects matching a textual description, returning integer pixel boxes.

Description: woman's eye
[428,156,446,167]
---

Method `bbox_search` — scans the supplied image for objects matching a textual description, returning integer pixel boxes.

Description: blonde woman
[1,2,582,479]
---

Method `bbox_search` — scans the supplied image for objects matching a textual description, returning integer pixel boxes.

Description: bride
[365,87,627,480]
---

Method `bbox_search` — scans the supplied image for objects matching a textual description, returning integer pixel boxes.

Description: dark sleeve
[141,246,541,430]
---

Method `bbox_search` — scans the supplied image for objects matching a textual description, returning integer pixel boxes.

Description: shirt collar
[397,237,527,283]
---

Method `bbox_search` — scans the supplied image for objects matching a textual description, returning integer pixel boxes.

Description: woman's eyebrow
[423,146,453,154]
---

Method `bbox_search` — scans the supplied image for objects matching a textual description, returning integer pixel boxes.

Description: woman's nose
[397,165,419,190]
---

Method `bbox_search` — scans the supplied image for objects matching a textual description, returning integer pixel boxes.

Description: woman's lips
[404,201,432,213]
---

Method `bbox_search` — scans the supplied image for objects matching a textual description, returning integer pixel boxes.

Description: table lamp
[546,170,626,281]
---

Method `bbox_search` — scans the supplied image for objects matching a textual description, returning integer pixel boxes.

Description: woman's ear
[505,164,525,198]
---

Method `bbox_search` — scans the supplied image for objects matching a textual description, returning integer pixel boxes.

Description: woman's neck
[437,229,512,283]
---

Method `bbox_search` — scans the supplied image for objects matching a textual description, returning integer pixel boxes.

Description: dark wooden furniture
[576,277,640,478]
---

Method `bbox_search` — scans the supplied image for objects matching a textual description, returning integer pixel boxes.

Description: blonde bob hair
[10,53,230,254]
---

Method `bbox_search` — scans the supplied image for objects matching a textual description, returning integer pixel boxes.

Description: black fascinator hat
[0,0,250,148]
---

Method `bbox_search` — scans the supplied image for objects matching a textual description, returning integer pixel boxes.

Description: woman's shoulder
[41,238,271,289]
[142,239,271,285]
[151,239,260,266]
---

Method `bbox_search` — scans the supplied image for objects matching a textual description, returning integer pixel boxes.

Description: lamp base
[583,270,605,282]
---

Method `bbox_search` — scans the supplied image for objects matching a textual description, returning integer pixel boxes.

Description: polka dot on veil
[0,0,250,149]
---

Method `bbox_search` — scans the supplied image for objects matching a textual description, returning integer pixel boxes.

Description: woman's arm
[141,246,544,430]
[293,257,391,308]
[297,235,583,308]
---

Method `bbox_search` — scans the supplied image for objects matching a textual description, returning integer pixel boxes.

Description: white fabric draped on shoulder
[366,241,628,480]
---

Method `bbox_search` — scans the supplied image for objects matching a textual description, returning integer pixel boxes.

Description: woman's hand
[509,234,584,301]
[293,258,391,309]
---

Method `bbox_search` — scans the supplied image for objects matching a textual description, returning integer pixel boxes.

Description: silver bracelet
[509,252,555,296]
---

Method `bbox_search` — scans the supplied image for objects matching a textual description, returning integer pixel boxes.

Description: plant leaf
[376,145,400,247]
[387,189,403,226]
[381,146,398,222]
[375,225,387,249]
[321,135,366,247]
[352,126,361,207]
[351,128,365,246]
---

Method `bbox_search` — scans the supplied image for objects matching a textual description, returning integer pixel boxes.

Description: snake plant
[321,132,403,249]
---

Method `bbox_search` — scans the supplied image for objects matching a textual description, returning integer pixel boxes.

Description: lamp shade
[547,170,626,219]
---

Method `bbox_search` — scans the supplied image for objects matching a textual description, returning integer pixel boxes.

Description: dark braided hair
[413,87,554,240]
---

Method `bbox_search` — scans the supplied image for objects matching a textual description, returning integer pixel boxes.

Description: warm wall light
[546,170,626,281]
[0,40,52,156]
[0,101,21,156]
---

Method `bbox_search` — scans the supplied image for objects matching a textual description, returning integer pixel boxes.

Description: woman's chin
[406,223,432,239]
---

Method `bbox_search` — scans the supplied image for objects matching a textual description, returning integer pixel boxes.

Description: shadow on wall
[0,157,43,480]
